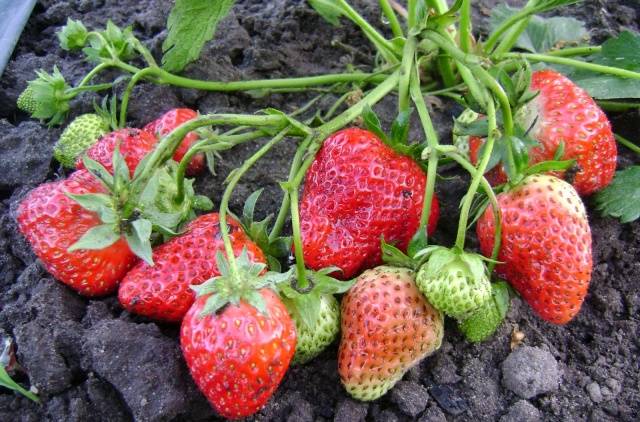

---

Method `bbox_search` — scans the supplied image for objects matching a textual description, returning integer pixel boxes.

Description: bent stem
[218,129,290,278]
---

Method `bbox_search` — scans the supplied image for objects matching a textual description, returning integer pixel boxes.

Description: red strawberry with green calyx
[339,266,443,401]
[16,170,137,296]
[300,128,440,279]
[119,213,266,322]
[180,251,296,419]
[476,174,592,324]
[144,108,205,176]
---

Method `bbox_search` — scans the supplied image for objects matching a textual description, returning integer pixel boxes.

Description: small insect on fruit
[339,266,443,401]
[476,175,592,324]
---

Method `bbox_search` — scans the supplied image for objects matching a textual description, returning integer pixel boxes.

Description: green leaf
[57,18,88,50]
[407,228,428,259]
[243,189,263,224]
[490,5,588,53]
[0,366,39,403]
[594,166,640,223]
[381,238,417,270]
[390,109,412,146]
[68,224,120,252]
[65,193,117,224]
[125,219,154,265]
[308,0,345,26]
[162,0,236,73]
[565,31,640,99]
[81,155,114,190]
[362,105,388,143]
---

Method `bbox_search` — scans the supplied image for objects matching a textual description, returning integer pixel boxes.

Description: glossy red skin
[300,128,439,279]
[339,266,443,399]
[144,108,204,176]
[469,70,617,195]
[476,175,593,324]
[181,288,296,419]
[16,170,136,296]
[118,213,266,322]
[76,128,158,175]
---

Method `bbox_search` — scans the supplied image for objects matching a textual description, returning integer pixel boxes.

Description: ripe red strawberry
[476,175,592,324]
[16,170,137,296]
[144,108,205,176]
[300,128,439,279]
[339,266,443,400]
[467,70,616,195]
[76,128,157,175]
[181,287,296,419]
[119,213,266,322]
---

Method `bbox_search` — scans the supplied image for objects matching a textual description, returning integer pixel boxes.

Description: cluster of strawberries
[15,70,616,419]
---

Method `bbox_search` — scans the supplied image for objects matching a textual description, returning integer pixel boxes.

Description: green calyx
[20,66,71,126]
[415,247,491,320]
[458,281,510,342]
[54,113,109,167]
[193,249,292,318]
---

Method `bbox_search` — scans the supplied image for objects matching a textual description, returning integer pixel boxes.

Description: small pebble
[390,381,429,418]
[586,382,603,403]
[502,346,561,399]
[429,385,468,416]
[334,398,368,422]
[418,404,447,422]
[500,400,541,422]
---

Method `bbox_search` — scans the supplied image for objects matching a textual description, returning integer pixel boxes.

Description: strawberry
[284,293,340,365]
[119,213,266,322]
[180,253,296,419]
[462,70,617,195]
[17,85,37,115]
[415,247,491,320]
[339,266,443,401]
[76,128,157,175]
[476,175,592,324]
[16,170,137,296]
[144,108,205,176]
[54,113,109,167]
[458,281,510,342]
[300,128,439,279]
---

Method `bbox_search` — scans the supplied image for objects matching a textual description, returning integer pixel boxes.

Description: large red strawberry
[300,128,439,279]
[16,170,137,296]
[76,128,157,175]
[466,70,616,195]
[339,266,443,400]
[180,252,296,419]
[119,213,266,322]
[476,174,592,324]
[144,108,205,175]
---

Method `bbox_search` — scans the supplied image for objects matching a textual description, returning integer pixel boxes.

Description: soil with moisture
[0,0,639,421]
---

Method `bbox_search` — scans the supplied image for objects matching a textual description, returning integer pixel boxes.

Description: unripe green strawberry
[458,281,510,342]
[416,247,491,320]
[17,86,37,114]
[286,294,340,365]
[54,114,109,167]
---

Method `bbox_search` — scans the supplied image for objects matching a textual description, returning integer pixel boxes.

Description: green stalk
[75,62,111,88]
[380,0,404,38]
[455,99,497,249]
[546,46,601,57]
[615,134,640,155]
[288,185,307,288]
[119,67,155,126]
[499,52,640,80]
[598,101,640,112]
[444,151,502,271]
[218,129,289,277]
[492,0,535,56]
[398,35,417,113]
[410,65,439,236]
[459,0,472,53]
[407,0,417,28]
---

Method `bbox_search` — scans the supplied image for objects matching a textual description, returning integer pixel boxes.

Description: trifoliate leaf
[594,166,640,223]
[565,31,640,99]
[162,0,236,73]
[68,224,120,252]
[125,219,154,265]
[57,18,88,50]
[490,5,588,53]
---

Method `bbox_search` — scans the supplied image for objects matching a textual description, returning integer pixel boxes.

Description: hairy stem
[380,0,404,38]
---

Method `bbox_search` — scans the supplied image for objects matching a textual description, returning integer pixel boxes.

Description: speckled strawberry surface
[76,128,158,175]
[300,128,439,279]
[477,175,593,324]
[180,288,296,419]
[339,266,443,401]
[16,170,136,296]
[118,213,266,322]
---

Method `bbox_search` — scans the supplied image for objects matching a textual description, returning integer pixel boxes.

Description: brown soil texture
[1,1,639,421]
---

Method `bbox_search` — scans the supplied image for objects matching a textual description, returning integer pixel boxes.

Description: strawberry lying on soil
[477,174,593,324]
[76,128,158,175]
[16,170,137,296]
[339,266,443,400]
[466,69,617,195]
[144,108,205,176]
[300,128,439,279]
[119,213,266,322]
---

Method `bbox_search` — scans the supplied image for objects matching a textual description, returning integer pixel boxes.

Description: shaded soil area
[0,1,639,421]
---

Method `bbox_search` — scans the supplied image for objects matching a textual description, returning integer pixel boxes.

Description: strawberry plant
[10,0,640,417]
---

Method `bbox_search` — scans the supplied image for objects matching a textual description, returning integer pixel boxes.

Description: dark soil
[1,1,639,421]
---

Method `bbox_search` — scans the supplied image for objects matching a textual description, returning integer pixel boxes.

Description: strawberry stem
[380,0,404,38]
[459,0,473,54]
[288,185,308,288]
